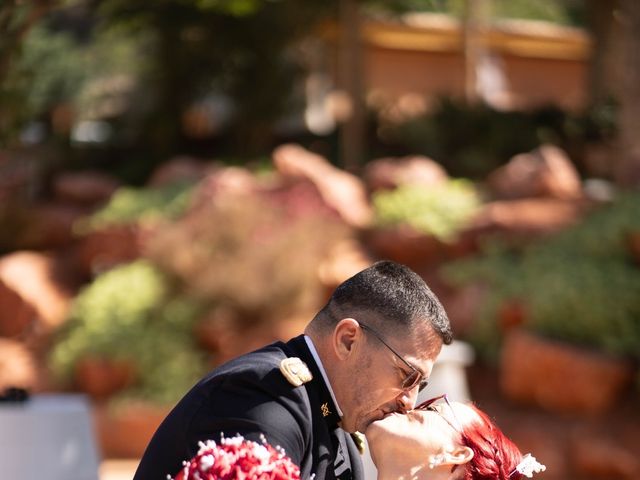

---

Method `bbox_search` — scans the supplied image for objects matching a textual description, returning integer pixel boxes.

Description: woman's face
[365,400,478,478]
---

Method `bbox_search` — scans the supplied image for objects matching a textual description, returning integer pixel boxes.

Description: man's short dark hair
[315,260,452,345]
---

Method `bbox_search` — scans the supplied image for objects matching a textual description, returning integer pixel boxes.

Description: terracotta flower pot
[362,225,444,269]
[625,230,640,266]
[74,356,137,401]
[75,225,142,277]
[498,299,527,332]
[93,402,170,458]
[437,225,482,261]
[500,329,635,415]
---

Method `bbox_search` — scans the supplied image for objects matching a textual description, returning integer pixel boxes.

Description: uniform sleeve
[184,364,311,468]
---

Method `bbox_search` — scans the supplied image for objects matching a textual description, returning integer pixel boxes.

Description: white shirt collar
[304,335,343,418]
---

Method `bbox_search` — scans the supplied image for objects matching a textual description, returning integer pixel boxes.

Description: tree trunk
[338,0,365,173]
[585,0,621,105]
[462,0,490,104]
[616,0,640,186]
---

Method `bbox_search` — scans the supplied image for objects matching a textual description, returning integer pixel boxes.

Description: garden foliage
[76,180,195,233]
[444,191,640,360]
[372,179,481,242]
[50,260,208,404]
[381,97,616,179]
[51,170,347,405]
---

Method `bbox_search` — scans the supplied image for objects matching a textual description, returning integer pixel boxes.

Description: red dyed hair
[457,405,523,480]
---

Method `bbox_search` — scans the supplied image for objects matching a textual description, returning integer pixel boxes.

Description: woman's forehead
[431,401,480,427]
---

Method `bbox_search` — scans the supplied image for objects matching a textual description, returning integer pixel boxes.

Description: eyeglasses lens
[402,370,428,392]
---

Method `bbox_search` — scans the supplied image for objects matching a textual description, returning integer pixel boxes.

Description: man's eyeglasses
[358,322,428,392]
[415,394,462,433]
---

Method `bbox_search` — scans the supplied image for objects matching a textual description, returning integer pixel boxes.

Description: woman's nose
[396,388,419,412]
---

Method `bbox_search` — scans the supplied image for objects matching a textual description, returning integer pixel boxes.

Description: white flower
[198,454,215,472]
[515,454,546,478]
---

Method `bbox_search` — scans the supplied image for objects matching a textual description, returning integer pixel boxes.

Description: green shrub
[443,191,640,360]
[372,180,481,242]
[529,191,640,260]
[50,260,208,405]
[75,180,195,233]
[381,97,616,179]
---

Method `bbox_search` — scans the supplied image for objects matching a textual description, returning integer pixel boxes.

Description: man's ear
[333,318,360,360]
[444,446,474,465]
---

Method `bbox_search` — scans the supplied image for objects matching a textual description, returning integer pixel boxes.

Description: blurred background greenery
[1,1,640,478]
[1,0,618,182]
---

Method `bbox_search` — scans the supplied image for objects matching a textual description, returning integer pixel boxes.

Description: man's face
[336,322,443,433]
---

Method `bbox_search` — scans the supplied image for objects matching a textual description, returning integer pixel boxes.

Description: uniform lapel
[287,335,362,480]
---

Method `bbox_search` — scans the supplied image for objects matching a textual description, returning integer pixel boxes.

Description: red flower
[173,435,301,480]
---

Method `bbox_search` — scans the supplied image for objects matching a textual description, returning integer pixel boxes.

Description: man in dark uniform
[133,261,453,479]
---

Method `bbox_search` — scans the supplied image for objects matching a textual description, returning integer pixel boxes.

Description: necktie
[332,428,352,479]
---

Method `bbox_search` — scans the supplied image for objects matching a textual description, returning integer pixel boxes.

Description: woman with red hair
[171,395,544,480]
[365,395,546,480]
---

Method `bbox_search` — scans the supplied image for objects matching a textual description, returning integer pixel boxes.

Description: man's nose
[396,387,419,413]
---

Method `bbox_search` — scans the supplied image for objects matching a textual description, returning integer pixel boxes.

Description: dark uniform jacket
[133,335,364,480]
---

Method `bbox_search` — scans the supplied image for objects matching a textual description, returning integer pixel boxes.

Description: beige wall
[366,47,466,100]
[325,16,590,114]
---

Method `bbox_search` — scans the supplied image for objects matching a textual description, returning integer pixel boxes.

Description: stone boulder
[364,155,448,192]
[0,339,38,391]
[272,143,372,228]
[0,251,72,337]
[487,144,583,200]
[51,170,120,206]
[146,156,213,188]
[469,198,587,239]
[189,166,260,210]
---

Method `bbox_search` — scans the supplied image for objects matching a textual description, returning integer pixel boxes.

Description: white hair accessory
[512,453,546,478]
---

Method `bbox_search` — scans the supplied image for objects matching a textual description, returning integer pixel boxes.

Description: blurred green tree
[2,0,344,180]
[90,0,342,171]
[617,0,640,186]
[0,0,54,142]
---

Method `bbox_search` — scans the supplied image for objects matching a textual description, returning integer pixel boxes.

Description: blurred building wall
[323,13,590,113]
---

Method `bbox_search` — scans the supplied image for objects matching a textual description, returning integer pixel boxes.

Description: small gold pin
[280,357,313,387]
[321,402,331,417]
[351,432,366,455]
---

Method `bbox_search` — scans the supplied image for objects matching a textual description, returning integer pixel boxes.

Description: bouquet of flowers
[172,434,301,480]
